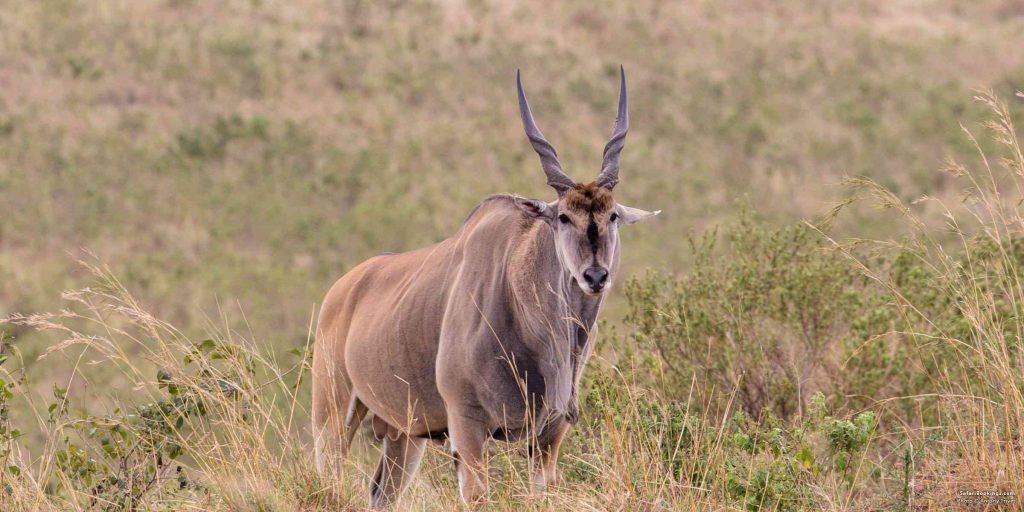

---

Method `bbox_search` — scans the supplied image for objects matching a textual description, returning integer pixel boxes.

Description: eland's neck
[508,221,604,344]
[507,220,604,424]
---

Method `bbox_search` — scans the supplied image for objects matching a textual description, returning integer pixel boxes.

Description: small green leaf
[157,368,172,385]
[798,447,814,469]
[167,443,182,460]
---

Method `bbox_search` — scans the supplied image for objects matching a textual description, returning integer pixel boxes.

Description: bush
[617,90,1024,509]
[624,213,874,418]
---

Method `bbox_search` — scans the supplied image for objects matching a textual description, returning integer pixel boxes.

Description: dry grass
[819,90,1024,510]
[0,264,740,510]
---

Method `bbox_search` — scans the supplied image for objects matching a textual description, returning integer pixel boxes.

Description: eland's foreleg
[530,420,570,493]
[369,429,427,508]
[448,407,490,506]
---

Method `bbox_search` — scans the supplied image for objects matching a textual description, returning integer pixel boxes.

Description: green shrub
[624,212,868,418]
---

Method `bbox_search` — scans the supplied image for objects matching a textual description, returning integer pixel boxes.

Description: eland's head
[513,66,660,295]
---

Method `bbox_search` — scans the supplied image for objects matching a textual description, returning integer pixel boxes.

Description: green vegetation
[3,0,1024,510]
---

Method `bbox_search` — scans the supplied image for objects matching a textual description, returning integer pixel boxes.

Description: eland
[312,66,659,507]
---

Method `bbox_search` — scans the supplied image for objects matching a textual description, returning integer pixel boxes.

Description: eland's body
[312,67,658,507]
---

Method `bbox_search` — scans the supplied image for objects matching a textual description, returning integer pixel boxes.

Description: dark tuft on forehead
[564,182,614,214]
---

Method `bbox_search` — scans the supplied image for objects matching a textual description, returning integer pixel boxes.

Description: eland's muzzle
[582,266,609,292]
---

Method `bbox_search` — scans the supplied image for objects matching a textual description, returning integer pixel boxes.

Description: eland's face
[512,66,660,295]
[555,183,618,295]
[515,182,659,296]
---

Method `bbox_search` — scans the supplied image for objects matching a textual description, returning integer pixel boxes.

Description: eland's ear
[616,203,660,225]
[513,197,557,221]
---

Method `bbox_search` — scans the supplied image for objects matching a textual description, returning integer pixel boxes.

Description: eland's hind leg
[369,431,427,508]
[312,339,367,474]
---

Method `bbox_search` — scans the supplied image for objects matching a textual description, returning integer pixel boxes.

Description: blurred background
[3,0,1024,428]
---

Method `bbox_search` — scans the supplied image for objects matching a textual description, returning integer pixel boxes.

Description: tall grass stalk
[821,90,1024,507]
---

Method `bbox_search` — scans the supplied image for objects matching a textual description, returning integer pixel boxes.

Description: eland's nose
[583,267,609,291]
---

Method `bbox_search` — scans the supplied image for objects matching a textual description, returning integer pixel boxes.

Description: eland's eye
[558,213,571,225]
[610,212,619,223]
